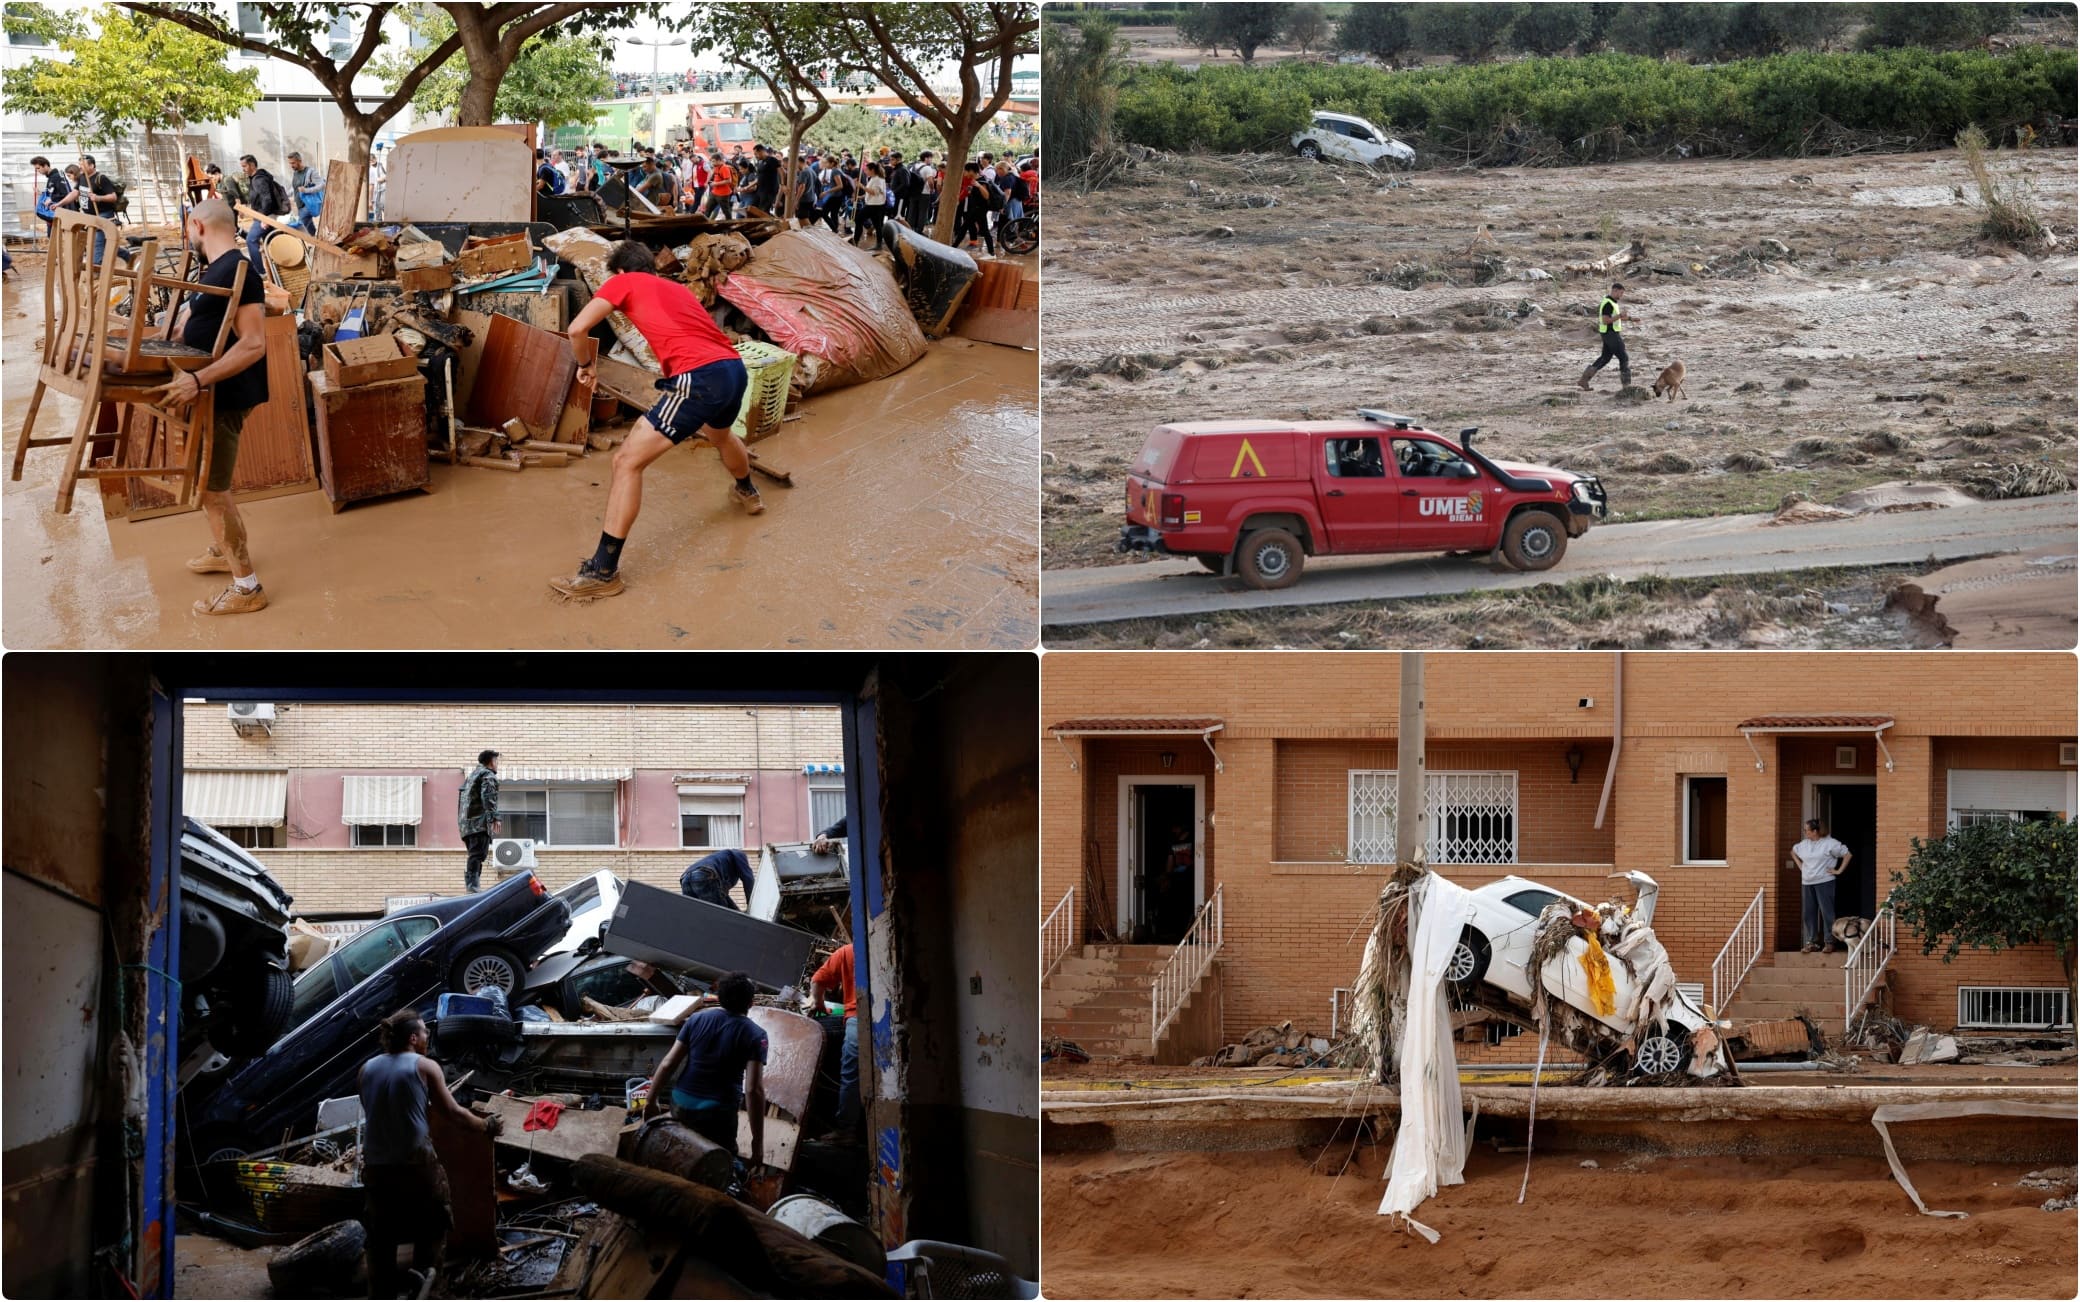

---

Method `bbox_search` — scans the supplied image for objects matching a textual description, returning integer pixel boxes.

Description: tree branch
[119,2,324,79]
[369,27,466,124]
[497,1,592,58]
[336,1,393,82]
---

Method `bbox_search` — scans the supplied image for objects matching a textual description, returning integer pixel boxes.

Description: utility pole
[627,36,688,151]
[1395,654,1425,868]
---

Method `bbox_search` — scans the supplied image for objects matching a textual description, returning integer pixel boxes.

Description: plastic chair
[886,1240,1039,1300]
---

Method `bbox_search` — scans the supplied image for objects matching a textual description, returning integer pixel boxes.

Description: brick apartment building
[182,701,848,915]
[1041,652,2076,1059]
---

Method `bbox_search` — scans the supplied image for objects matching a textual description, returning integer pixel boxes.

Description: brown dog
[1651,360,1687,401]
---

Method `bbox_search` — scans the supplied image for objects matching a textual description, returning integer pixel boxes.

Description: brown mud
[1043,1145,2079,1299]
[1040,146,2078,648]
[3,264,1037,648]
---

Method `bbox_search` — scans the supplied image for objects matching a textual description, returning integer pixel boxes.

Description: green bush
[1891,816,2076,992]
[1112,45,2077,160]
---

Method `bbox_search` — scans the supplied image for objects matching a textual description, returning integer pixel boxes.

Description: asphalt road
[1041,493,2079,626]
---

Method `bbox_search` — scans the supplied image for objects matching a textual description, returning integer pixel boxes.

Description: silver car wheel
[1445,942,1478,983]
[1636,1032,1683,1075]
[463,953,517,994]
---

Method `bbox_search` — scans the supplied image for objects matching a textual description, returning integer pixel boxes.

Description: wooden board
[593,355,662,412]
[451,308,494,414]
[430,1111,499,1256]
[386,134,533,223]
[483,1095,633,1166]
[953,305,1038,350]
[554,335,598,442]
[747,1009,824,1123]
[463,312,575,436]
[462,289,562,333]
[315,158,365,246]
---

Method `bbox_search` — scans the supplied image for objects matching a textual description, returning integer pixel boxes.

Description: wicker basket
[732,339,794,442]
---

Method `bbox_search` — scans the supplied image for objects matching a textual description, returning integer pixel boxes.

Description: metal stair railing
[1709,886,1767,1016]
[1042,886,1075,980]
[1150,884,1223,1053]
[1842,903,1896,1032]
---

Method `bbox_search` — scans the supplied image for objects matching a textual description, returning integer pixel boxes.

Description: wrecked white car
[1291,111,1416,169]
[1446,870,1726,1077]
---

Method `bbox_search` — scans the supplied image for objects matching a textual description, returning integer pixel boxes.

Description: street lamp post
[625,36,689,152]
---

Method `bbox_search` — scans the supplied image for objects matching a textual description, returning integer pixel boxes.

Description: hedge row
[1114,46,2077,159]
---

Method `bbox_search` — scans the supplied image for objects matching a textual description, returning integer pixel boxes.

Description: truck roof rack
[1356,408,1414,429]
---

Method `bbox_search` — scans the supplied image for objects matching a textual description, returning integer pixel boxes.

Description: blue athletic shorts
[646,357,748,444]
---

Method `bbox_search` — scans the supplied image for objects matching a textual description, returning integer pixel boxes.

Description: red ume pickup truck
[1118,409,1608,589]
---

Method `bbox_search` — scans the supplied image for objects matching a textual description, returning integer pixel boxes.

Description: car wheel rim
[1445,943,1477,982]
[1523,527,1555,559]
[465,956,514,992]
[206,1146,247,1164]
[1637,1034,1681,1074]
[1255,545,1289,578]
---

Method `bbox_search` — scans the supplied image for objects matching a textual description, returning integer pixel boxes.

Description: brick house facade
[182,702,847,915]
[1043,652,2076,1039]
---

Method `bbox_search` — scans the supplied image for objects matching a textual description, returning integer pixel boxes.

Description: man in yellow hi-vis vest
[1578,280,1632,391]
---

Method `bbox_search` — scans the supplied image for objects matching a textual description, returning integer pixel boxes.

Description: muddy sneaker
[185,545,232,574]
[731,483,765,515]
[549,566,625,602]
[1801,942,1820,953]
[193,584,267,616]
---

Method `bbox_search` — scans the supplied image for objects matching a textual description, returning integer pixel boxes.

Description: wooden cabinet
[308,369,430,512]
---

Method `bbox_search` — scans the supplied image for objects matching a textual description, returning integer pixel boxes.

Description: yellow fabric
[1579,932,1617,1017]
[1598,296,1623,333]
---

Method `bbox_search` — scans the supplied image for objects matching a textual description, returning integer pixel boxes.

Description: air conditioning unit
[492,838,538,873]
[226,702,276,736]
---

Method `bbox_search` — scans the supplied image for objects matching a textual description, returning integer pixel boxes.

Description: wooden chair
[11,209,248,513]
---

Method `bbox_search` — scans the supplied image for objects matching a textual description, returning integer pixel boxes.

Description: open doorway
[1809,780,1878,923]
[1117,778,1204,945]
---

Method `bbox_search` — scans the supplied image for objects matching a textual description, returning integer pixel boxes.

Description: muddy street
[1040,145,2078,646]
[1042,1146,2079,1299]
[3,265,1037,649]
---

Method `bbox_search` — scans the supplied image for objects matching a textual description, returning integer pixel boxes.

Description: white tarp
[341,775,425,826]
[1871,1100,2079,1217]
[1378,872,1478,1240]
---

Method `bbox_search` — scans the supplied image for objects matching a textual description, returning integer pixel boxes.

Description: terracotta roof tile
[1049,717,1224,733]
[1738,714,1894,729]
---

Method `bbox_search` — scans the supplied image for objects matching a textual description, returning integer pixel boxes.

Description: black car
[180,818,295,1062]
[181,871,570,1161]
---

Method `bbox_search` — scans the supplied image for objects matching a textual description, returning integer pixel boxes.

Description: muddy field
[1043,1146,2079,1299]
[1040,145,2079,643]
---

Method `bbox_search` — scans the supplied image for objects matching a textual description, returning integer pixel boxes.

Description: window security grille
[1349,771,1518,864]
[1957,986,2071,1030]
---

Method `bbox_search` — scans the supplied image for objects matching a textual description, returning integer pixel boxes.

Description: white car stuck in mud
[1292,111,1416,169]
[1447,870,1719,1075]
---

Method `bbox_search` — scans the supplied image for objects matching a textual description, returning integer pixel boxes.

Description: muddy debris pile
[1191,1021,1339,1069]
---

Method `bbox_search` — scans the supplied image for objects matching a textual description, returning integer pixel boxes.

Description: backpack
[980,178,1004,211]
[1004,172,1030,204]
[252,170,291,216]
[540,164,566,195]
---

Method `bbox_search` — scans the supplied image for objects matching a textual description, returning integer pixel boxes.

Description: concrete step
[1081,944,1175,960]
[1043,994,1156,1021]
[1054,956,1169,978]
[1048,988,1156,1013]
[1768,950,1853,970]
[1735,970,1848,994]
[1044,1030,1150,1055]
[1044,1017,1154,1039]
[1722,998,1848,1022]
[1045,969,1158,995]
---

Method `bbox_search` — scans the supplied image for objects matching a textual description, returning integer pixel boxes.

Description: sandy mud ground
[3,264,1037,649]
[1043,1146,2079,1299]
[1040,146,2078,647]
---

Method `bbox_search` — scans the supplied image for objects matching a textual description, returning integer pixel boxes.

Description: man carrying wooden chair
[152,197,273,616]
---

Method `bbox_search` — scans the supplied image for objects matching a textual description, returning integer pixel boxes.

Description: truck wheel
[267,1219,367,1297]
[1501,511,1568,572]
[1236,529,1303,590]
[1297,140,1322,161]
[211,963,293,1057]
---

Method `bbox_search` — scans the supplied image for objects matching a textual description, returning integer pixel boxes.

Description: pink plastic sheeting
[717,228,927,395]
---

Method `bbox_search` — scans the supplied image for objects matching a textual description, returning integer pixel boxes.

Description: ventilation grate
[1958,986,2071,1030]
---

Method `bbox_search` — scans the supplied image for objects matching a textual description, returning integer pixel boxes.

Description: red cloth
[812,943,856,1018]
[595,272,740,377]
[523,1099,563,1132]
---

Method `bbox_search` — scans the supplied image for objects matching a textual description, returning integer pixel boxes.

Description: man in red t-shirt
[549,240,761,603]
[807,941,860,1136]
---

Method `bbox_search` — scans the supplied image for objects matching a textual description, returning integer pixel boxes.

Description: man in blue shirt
[643,972,766,1165]
[679,846,755,910]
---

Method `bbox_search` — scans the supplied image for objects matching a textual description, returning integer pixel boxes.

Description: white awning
[342,775,425,826]
[185,770,288,828]
[677,783,747,796]
[502,766,633,782]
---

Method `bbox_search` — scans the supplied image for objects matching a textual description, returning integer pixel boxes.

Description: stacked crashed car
[179,819,296,1066]
[180,870,571,1164]
[1446,871,1721,1075]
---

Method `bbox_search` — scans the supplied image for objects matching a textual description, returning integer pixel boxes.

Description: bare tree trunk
[928,124,977,247]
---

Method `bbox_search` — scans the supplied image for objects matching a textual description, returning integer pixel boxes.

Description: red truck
[1118,410,1608,589]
